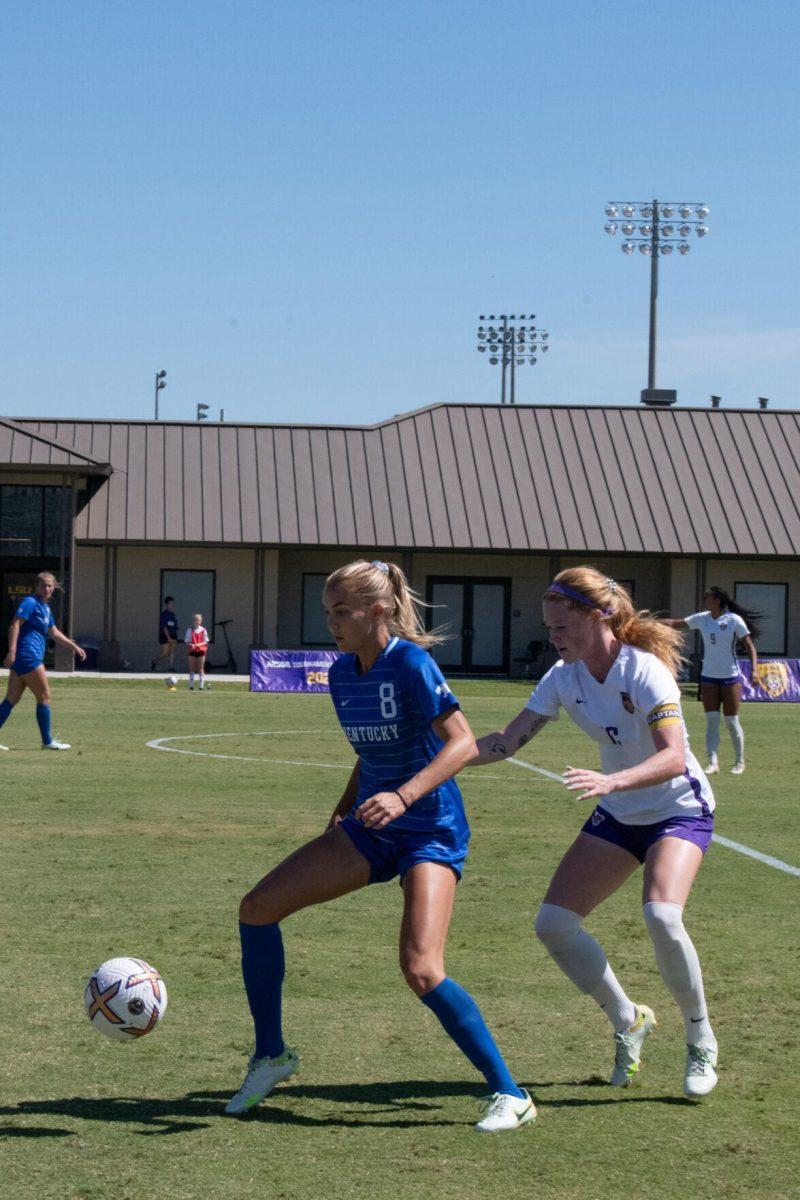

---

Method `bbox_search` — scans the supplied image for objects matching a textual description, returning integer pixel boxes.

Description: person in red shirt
[185,614,210,690]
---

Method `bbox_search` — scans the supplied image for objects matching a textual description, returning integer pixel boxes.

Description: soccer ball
[166,675,178,689]
[84,956,168,1041]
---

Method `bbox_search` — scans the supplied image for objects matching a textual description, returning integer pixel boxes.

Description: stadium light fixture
[154,370,167,420]
[604,198,710,405]
[476,314,551,404]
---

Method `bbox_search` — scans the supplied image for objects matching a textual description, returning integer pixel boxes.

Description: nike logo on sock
[690,1016,706,1023]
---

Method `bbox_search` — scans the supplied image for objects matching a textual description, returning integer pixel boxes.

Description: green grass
[1,678,798,1199]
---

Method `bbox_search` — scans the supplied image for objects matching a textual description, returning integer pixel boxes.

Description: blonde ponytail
[545,566,684,678]
[325,560,445,649]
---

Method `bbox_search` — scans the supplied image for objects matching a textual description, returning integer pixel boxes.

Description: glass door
[427,577,510,673]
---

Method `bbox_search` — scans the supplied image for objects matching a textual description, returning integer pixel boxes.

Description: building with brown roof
[2,403,798,672]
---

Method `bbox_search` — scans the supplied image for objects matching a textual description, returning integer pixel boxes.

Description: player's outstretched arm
[326,760,360,829]
[471,708,550,765]
[661,617,689,629]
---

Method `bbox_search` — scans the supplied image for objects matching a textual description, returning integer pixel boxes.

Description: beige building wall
[704,558,799,657]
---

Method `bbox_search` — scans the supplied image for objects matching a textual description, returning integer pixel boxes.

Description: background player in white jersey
[662,586,760,776]
[226,559,532,1133]
[469,567,718,1098]
[184,613,209,690]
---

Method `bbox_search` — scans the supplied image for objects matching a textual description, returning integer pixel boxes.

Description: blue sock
[420,977,525,1097]
[0,698,13,730]
[239,921,285,1060]
[35,703,52,745]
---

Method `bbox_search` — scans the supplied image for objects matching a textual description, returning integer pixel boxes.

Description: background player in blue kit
[470,568,719,1099]
[0,571,86,751]
[151,595,179,672]
[226,558,533,1133]
[663,586,760,775]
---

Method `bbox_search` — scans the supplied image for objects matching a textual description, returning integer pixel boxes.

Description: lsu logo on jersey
[620,691,635,714]
[754,660,789,699]
[647,702,682,730]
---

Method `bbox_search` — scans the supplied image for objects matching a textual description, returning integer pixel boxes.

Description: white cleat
[475,1089,536,1133]
[0,744,8,751]
[224,1048,300,1114]
[610,1005,658,1087]
[704,758,720,775]
[731,762,745,775]
[684,1043,718,1097]
[42,739,71,750]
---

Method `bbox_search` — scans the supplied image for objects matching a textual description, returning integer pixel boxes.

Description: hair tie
[607,578,617,594]
[371,560,389,574]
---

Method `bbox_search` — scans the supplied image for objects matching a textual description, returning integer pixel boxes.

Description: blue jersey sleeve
[15,596,35,622]
[401,649,459,726]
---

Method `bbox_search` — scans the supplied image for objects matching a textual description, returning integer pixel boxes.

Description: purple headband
[546,580,613,616]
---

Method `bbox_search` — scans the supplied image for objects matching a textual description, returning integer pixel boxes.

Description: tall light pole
[476,314,550,404]
[154,369,167,419]
[604,200,709,405]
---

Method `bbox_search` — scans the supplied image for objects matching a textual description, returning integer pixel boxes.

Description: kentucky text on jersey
[328,636,468,838]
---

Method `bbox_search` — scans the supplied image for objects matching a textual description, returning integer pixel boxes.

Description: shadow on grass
[0,1078,695,1138]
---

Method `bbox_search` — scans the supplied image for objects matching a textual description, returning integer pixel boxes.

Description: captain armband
[647,702,682,730]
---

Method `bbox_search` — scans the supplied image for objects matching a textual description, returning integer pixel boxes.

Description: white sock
[535,903,636,1031]
[705,712,720,761]
[199,676,204,689]
[724,714,744,763]
[189,672,194,687]
[642,901,716,1048]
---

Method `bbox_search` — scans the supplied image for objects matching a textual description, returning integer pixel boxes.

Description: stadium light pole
[604,199,709,406]
[154,369,167,419]
[476,314,550,404]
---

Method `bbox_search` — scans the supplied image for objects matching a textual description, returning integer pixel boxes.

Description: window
[0,485,68,558]
[302,573,335,646]
[160,570,216,642]
[734,582,788,656]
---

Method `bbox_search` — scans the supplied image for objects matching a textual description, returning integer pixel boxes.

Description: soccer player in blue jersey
[0,572,86,751]
[226,559,533,1132]
[470,567,718,1098]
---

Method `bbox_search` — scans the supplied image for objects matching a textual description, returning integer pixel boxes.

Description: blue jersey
[14,594,55,665]
[329,637,468,837]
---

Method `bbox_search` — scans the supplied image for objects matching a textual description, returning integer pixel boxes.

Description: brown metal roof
[0,417,111,475]
[14,405,800,556]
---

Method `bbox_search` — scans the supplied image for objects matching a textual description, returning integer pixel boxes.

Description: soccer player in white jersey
[663,586,760,775]
[470,567,719,1098]
[225,559,532,1132]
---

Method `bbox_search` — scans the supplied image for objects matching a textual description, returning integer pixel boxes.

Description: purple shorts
[581,806,714,864]
[700,674,740,687]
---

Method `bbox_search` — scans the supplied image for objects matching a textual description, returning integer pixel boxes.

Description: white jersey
[526,645,714,825]
[685,610,749,679]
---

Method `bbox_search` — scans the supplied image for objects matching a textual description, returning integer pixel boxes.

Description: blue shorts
[12,656,43,677]
[581,806,714,864]
[700,674,740,687]
[339,812,469,884]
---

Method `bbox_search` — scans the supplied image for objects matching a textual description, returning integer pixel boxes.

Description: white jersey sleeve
[524,663,561,720]
[630,654,683,731]
[684,611,707,631]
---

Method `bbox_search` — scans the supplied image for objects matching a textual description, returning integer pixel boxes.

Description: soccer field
[1,678,798,1200]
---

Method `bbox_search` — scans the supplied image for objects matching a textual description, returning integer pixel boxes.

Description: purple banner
[739,658,800,702]
[250,649,340,693]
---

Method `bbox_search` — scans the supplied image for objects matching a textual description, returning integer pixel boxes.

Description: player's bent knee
[399,954,443,996]
[535,902,583,948]
[239,890,278,925]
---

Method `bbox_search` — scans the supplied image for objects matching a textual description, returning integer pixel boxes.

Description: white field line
[506,756,800,877]
[144,730,507,779]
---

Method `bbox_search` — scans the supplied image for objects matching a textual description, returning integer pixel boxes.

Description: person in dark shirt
[151,596,179,671]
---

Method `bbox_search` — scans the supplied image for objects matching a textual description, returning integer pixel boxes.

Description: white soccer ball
[166,675,178,688]
[84,956,168,1042]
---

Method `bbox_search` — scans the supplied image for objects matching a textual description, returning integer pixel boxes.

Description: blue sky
[3,0,798,425]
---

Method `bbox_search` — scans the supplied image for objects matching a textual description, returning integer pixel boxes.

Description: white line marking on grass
[507,757,565,783]
[145,731,507,779]
[710,834,800,878]
[505,757,800,877]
